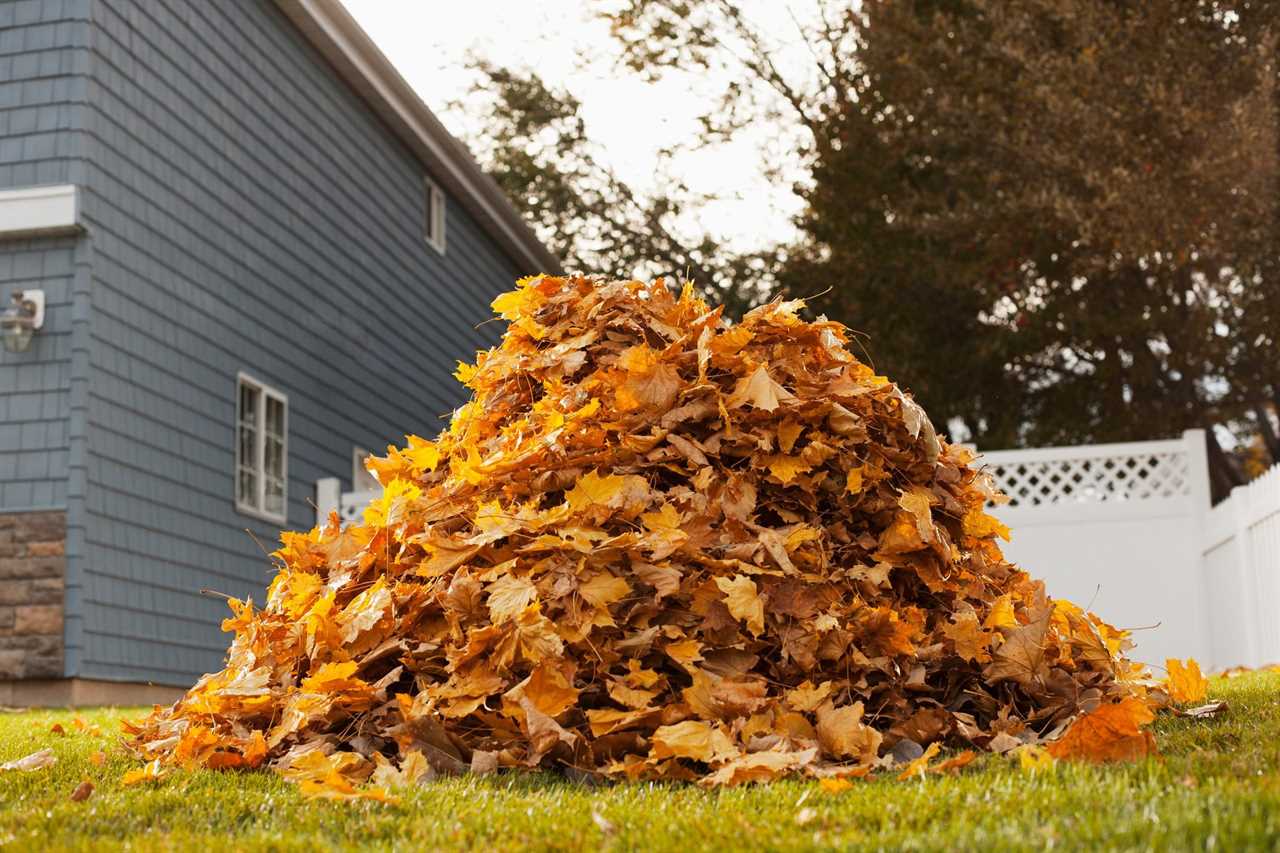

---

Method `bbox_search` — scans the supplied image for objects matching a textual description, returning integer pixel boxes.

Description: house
[0,0,557,705]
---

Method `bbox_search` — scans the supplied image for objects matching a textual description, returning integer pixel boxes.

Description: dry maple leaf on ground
[127,276,1158,790]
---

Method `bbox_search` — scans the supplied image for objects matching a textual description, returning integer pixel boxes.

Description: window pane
[239,423,256,465]
[239,384,259,424]
[265,477,284,516]
[238,467,258,507]
[265,436,283,478]
[265,396,285,439]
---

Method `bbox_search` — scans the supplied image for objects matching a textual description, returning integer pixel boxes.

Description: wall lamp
[1,289,44,353]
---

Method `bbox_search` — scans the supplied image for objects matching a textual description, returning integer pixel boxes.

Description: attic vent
[424,176,446,254]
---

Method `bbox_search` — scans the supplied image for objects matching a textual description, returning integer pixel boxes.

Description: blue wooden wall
[0,0,89,514]
[59,0,524,684]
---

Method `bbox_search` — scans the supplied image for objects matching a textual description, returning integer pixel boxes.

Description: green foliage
[790,0,1280,474]
[0,671,1278,850]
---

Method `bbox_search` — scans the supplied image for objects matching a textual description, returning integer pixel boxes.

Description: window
[236,373,288,522]
[424,176,446,254]
[352,446,379,492]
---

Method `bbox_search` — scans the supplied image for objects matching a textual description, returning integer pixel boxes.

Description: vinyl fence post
[1228,482,1261,668]
[1183,429,1215,666]
[316,477,341,527]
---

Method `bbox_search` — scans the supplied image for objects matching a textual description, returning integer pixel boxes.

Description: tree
[605,0,1280,497]
[455,60,776,314]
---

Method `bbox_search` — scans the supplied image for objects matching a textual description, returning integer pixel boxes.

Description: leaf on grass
[1173,701,1227,719]
[896,742,941,780]
[702,746,817,786]
[121,758,168,785]
[1165,658,1209,704]
[0,748,55,772]
[1046,698,1157,763]
[70,780,94,802]
[1015,744,1055,773]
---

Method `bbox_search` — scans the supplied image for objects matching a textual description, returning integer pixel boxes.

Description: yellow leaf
[650,720,737,763]
[963,506,1011,541]
[487,574,539,624]
[337,577,393,645]
[640,503,688,560]
[819,777,854,793]
[363,479,421,527]
[898,486,937,544]
[1165,658,1209,704]
[845,465,864,495]
[785,680,834,713]
[766,455,812,484]
[508,661,580,719]
[778,420,804,454]
[715,575,765,636]
[941,611,993,664]
[402,435,441,475]
[120,758,167,786]
[896,742,941,780]
[709,325,754,356]
[1015,744,1055,773]
[815,702,882,762]
[665,637,704,669]
[565,470,625,512]
[615,344,681,412]
[983,594,1017,630]
[727,365,794,411]
[579,572,631,609]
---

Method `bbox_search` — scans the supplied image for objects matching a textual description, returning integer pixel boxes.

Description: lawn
[0,671,1277,852]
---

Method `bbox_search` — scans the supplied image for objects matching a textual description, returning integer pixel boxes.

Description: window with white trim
[236,374,288,522]
[424,176,446,254]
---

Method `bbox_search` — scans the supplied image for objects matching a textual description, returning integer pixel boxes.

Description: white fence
[315,478,376,528]
[1201,464,1280,670]
[985,429,1280,670]
[317,428,1280,671]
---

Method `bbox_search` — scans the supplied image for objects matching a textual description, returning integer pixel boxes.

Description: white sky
[340,1,809,253]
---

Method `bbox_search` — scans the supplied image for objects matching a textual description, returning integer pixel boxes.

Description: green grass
[0,672,1278,852]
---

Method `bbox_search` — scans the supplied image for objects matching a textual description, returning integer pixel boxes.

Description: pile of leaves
[128,276,1155,793]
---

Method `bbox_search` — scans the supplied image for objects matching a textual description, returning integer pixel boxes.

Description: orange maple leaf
[1046,697,1157,763]
[1165,658,1209,704]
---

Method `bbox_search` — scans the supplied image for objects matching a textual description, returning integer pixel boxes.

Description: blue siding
[70,0,525,683]
[0,237,77,512]
[0,0,89,189]
[0,0,88,517]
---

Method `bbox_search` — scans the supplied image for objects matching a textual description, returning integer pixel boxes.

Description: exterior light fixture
[0,289,44,353]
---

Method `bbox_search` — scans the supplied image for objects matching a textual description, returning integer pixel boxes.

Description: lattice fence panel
[988,451,1191,507]
[339,490,378,525]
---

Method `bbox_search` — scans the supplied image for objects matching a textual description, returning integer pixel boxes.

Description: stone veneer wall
[0,511,65,680]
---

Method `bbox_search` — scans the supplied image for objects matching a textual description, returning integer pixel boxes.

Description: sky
[340,1,810,253]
